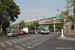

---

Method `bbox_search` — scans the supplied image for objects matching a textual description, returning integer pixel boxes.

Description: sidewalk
[58,33,75,41]
[64,33,75,38]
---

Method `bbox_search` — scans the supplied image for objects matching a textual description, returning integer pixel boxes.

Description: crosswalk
[0,34,58,50]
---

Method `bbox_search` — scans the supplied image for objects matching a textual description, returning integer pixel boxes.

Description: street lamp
[57,9,63,12]
[57,9,65,18]
[52,19,56,32]
[57,9,65,37]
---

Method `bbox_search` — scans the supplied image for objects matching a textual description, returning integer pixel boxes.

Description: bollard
[61,29,64,37]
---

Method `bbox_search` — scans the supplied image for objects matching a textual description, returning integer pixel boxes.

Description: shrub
[0,32,2,34]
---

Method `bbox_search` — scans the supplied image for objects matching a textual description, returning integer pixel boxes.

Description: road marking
[36,43,41,45]
[26,42,32,45]
[0,33,58,49]
[20,44,29,48]
[0,43,6,47]
[14,45,22,48]
[32,44,38,46]
[14,39,21,42]
[4,41,12,46]
[27,46,34,48]
[21,44,34,49]
[10,40,18,43]
[0,48,3,50]
[6,48,15,50]
[17,48,25,50]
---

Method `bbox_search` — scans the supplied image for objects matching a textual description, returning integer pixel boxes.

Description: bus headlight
[48,30,49,32]
[42,30,43,32]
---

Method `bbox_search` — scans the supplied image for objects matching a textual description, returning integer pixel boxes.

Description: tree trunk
[1,22,3,32]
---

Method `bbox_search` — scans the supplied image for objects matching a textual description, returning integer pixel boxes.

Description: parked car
[30,30,35,34]
[5,29,12,35]
[7,30,18,37]
[28,30,31,33]
[18,31,26,35]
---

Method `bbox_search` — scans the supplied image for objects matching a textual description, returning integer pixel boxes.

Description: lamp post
[57,9,63,12]
[53,19,56,32]
[57,9,65,37]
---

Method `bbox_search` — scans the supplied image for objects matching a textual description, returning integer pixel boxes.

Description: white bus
[37,26,49,34]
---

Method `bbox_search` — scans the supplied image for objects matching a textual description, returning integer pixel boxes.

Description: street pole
[57,9,65,37]
[53,19,56,32]
[53,23,55,32]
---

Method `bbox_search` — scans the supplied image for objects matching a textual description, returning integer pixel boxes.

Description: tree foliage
[56,24,63,29]
[65,0,75,17]
[0,0,20,32]
[2,20,10,30]
[29,21,39,29]
[48,24,53,29]
[65,0,75,33]
[65,0,75,8]
[25,21,39,30]
[59,9,69,17]
[33,21,39,27]
[25,24,29,27]
[0,19,10,30]
[0,0,20,22]
[19,21,25,28]
[9,25,16,29]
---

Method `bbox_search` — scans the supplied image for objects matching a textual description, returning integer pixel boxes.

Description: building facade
[26,18,40,23]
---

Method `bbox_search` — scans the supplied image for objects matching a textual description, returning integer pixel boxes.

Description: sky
[11,0,66,25]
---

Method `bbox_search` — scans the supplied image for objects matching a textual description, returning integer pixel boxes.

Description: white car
[7,30,18,37]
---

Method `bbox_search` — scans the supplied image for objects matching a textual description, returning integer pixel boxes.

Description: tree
[19,21,25,28]
[25,24,29,27]
[33,21,39,27]
[9,25,16,29]
[29,23,34,29]
[48,24,53,29]
[59,9,70,19]
[2,20,10,30]
[0,0,20,32]
[0,19,10,31]
[9,25,12,29]
[65,0,75,33]
[27,21,39,30]
[56,24,63,29]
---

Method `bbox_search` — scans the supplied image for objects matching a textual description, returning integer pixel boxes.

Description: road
[0,33,75,50]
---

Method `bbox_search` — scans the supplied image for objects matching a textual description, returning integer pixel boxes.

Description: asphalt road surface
[0,33,75,50]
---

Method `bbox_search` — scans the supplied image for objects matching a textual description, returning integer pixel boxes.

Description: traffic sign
[62,26,64,28]
[35,27,36,29]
